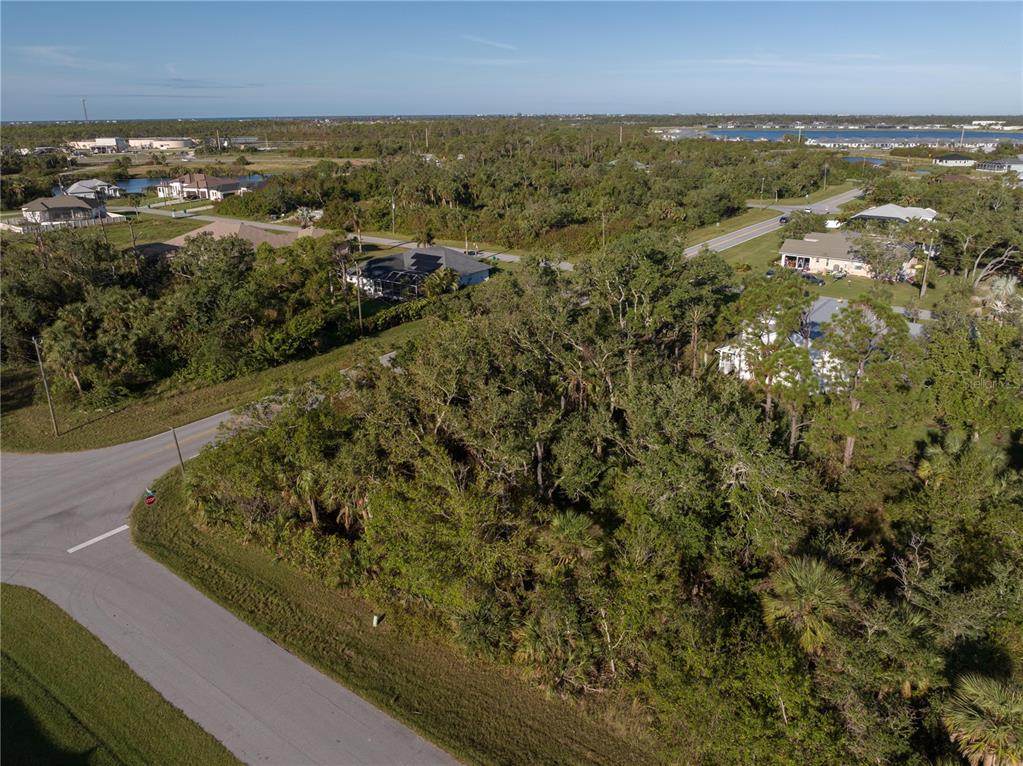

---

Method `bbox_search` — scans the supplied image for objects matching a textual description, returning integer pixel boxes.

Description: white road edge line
[67,524,129,554]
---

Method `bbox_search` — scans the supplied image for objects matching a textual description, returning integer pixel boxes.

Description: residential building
[933,153,976,167]
[21,195,106,224]
[348,246,491,300]
[68,137,129,154]
[65,178,123,199]
[850,203,938,224]
[974,157,1023,174]
[716,297,922,392]
[779,231,915,278]
[155,173,248,201]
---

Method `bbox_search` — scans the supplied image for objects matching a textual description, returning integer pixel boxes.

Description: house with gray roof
[717,296,923,391]
[65,178,123,200]
[21,195,106,225]
[347,246,491,300]
[780,231,917,279]
[850,203,938,224]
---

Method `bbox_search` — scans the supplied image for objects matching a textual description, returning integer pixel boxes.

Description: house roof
[166,173,241,190]
[163,220,329,249]
[780,232,860,262]
[935,153,973,161]
[22,195,101,212]
[359,246,491,280]
[66,178,120,194]
[850,204,937,223]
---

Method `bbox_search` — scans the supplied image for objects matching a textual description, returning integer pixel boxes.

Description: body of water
[707,128,1023,143]
[842,156,887,166]
[54,173,269,196]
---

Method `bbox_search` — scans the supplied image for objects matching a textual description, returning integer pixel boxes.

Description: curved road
[1,413,457,766]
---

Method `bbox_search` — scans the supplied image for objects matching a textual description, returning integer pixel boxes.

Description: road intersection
[1,412,457,766]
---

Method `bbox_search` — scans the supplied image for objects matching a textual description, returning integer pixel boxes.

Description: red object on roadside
[145,495,156,506]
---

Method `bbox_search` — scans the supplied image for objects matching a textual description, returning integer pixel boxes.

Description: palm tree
[943,674,1023,766]
[414,226,435,247]
[761,557,848,656]
[422,267,458,298]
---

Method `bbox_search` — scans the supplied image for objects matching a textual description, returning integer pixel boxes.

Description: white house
[850,204,938,224]
[933,153,976,167]
[65,178,123,199]
[156,173,247,201]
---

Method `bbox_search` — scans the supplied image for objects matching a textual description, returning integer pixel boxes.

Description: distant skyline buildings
[2,1,1020,121]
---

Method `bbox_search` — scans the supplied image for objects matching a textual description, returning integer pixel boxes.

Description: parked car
[801,272,825,286]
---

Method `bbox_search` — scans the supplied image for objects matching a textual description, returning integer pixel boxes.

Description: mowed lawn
[0,584,238,766]
[2,319,426,453]
[132,474,657,766]
[721,234,956,310]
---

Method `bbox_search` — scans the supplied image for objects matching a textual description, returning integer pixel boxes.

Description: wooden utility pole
[169,426,186,477]
[619,124,623,145]
[32,336,58,437]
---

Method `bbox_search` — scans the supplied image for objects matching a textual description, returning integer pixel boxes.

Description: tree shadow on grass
[1,695,96,766]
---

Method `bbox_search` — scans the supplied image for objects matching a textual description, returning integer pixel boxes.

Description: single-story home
[933,153,976,167]
[348,246,491,300]
[156,173,249,201]
[779,231,915,279]
[717,296,922,392]
[850,203,938,224]
[163,220,330,250]
[974,158,1023,174]
[21,195,106,224]
[65,178,123,199]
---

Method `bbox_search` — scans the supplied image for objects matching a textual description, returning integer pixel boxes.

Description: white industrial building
[68,137,128,153]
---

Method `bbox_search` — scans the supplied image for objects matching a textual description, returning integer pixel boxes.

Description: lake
[707,128,1023,143]
[54,173,270,196]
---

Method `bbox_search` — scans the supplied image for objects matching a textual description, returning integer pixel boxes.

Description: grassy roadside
[132,473,657,766]
[1,320,424,453]
[747,179,859,207]
[686,207,779,246]
[0,584,239,766]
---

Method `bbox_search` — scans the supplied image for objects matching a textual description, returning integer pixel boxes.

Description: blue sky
[2,2,1020,120]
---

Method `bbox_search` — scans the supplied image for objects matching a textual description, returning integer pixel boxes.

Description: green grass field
[102,213,205,248]
[131,474,657,766]
[1,320,425,453]
[0,584,238,766]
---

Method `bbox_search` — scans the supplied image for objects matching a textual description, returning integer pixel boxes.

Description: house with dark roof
[155,173,248,201]
[933,153,976,167]
[347,246,491,300]
[21,195,106,225]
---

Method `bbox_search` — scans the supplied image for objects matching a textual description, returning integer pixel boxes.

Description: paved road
[684,187,863,257]
[118,206,575,272]
[121,186,861,273]
[1,413,457,766]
